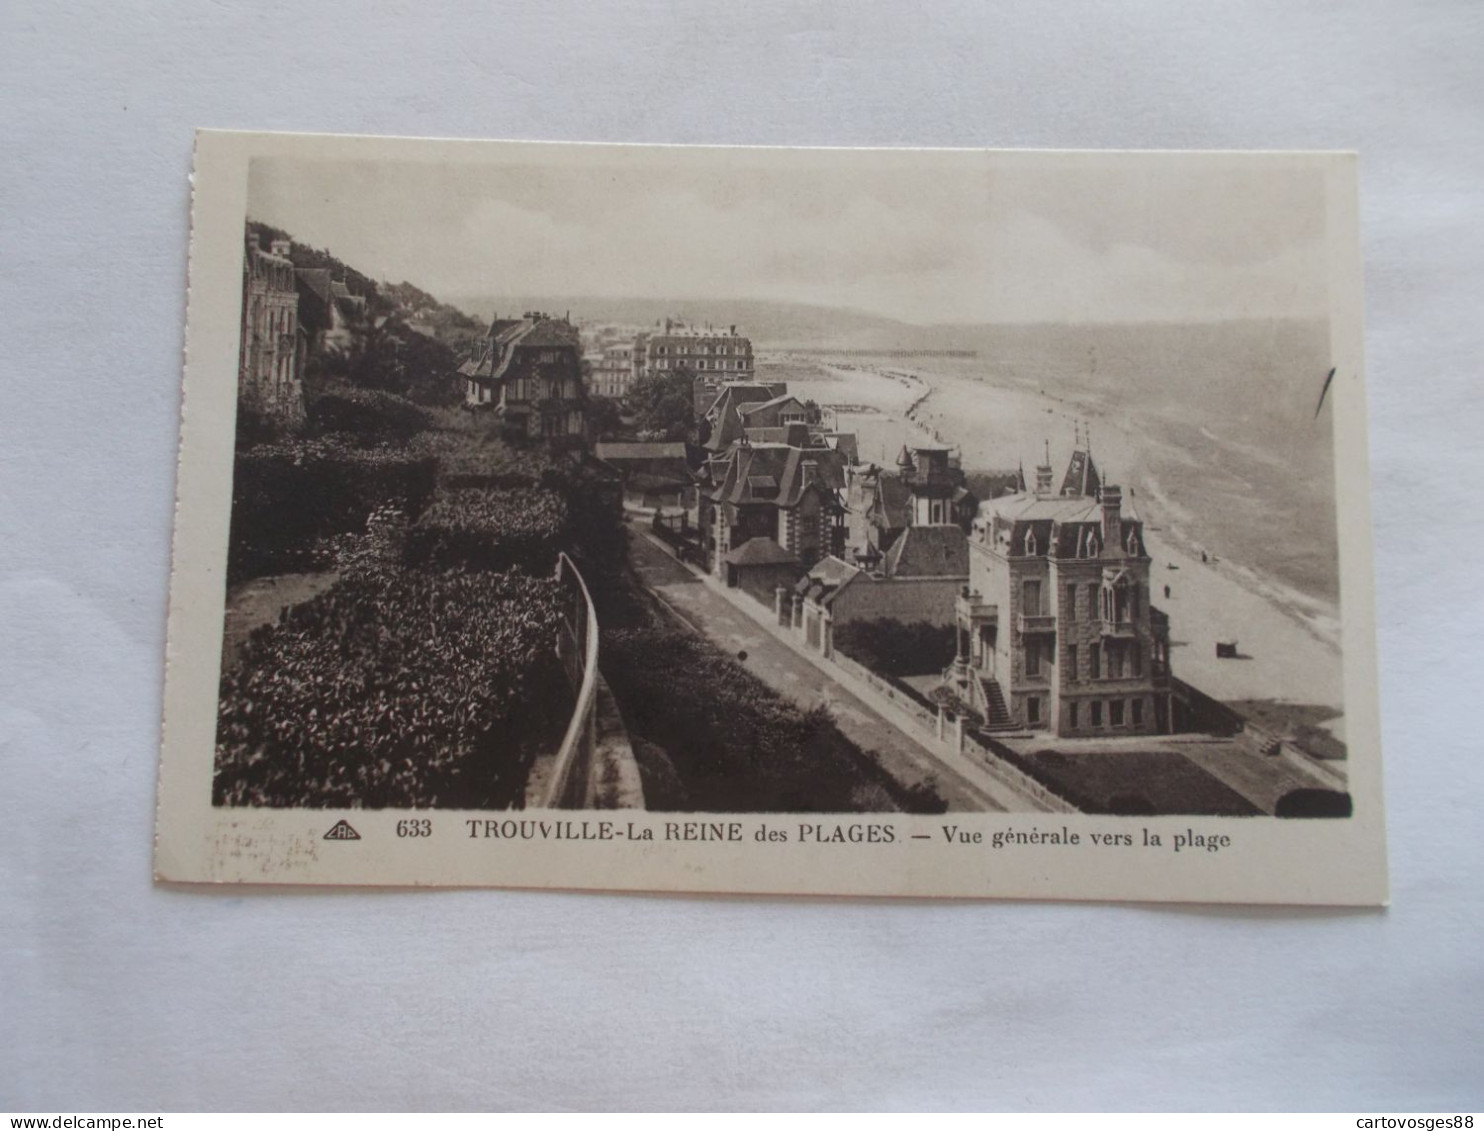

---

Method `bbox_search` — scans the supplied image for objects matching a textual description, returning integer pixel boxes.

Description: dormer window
[1102,572,1134,624]
[1023,528,1038,556]
[1081,528,1100,558]
[1125,527,1140,556]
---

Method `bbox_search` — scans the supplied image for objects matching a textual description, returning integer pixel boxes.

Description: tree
[586,396,625,440]
[628,365,697,441]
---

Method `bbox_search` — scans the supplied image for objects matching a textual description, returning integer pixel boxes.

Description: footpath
[628,523,1052,812]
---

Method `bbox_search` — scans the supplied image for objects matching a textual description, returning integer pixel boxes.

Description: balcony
[1018,613,1057,634]
[1099,618,1137,639]
[955,592,998,623]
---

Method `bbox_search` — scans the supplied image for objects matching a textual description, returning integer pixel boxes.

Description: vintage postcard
[155,131,1387,903]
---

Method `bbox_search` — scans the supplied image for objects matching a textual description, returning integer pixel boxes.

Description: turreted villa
[945,440,1172,736]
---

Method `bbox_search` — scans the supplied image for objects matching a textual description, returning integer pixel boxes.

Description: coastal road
[627,530,1010,813]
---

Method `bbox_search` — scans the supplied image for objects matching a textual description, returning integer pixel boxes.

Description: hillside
[245,220,477,406]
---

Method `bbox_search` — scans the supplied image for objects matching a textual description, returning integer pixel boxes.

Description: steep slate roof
[795,554,865,604]
[724,537,799,567]
[295,268,334,303]
[736,394,805,419]
[979,484,1144,560]
[704,383,777,451]
[711,444,847,511]
[983,491,1139,525]
[883,525,970,578]
[870,473,913,531]
[1059,448,1102,498]
[458,315,579,382]
[743,423,813,447]
[822,432,859,464]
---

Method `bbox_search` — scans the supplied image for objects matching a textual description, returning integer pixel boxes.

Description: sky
[247,147,1332,326]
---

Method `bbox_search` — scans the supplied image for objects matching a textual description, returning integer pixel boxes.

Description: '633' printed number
[396,818,433,838]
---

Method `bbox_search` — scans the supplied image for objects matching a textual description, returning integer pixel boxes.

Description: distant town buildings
[459,312,588,445]
[628,320,755,409]
[239,234,304,424]
[588,342,637,399]
[947,441,1171,736]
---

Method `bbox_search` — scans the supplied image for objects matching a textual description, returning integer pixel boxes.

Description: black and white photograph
[17,2,1484,1113]
[155,133,1385,900]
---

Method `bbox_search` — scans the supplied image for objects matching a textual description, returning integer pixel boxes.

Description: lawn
[1021,748,1262,816]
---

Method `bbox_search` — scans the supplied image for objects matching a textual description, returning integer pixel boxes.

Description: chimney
[1034,462,1054,495]
[1100,485,1123,552]
[248,232,260,252]
[1034,439,1054,495]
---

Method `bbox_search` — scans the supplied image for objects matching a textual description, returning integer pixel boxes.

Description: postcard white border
[155,131,1387,905]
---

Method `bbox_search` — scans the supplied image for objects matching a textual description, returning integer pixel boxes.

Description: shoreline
[770,352,1347,730]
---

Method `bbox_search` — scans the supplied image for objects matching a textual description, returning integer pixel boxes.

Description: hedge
[403,486,569,574]
[833,618,957,679]
[603,622,946,814]
[214,567,570,809]
[227,439,437,583]
[308,387,432,444]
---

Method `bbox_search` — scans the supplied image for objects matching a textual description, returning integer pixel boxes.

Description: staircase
[976,673,1019,732]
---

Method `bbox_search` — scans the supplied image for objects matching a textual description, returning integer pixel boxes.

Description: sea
[764,318,1341,627]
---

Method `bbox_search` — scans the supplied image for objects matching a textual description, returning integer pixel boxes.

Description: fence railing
[542,552,601,809]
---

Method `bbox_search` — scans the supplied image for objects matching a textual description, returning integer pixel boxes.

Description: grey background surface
[3,0,1481,1112]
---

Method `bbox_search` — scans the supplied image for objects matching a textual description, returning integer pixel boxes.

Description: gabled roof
[821,432,859,464]
[295,268,334,303]
[737,394,805,418]
[1059,447,1102,498]
[710,443,847,510]
[459,316,579,383]
[724,537,799,567]
[795,554,866,604]
[704,384,777,451]
[883,525,970,578]
[869,473,913,530]
[706,383,774,418]
[518,319,581,349]
[744,423,814,447]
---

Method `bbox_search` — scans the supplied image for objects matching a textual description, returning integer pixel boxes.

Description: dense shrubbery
[404,487,569,574]
[214,568,570,809]
[308,388,432,444]
[235,401,287,449]
[833,618,957,678]
[603,622,946,814]
[228,440,438,583]
[409,427,561,488]
[627,367,697,441]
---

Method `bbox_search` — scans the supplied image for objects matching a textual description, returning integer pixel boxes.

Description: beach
[768,352,1348,744]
